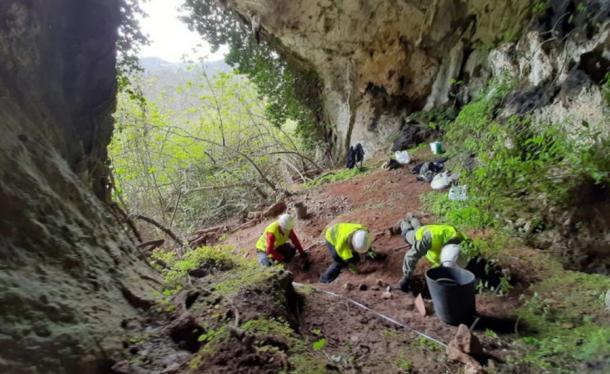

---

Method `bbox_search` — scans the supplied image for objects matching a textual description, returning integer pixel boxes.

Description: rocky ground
[112,154,610,374]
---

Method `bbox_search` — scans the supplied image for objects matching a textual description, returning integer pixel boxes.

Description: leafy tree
[181,0,332,153]
[110,67,318,237]
[117,0,149,100]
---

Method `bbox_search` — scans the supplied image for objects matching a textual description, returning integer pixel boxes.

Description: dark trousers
[320,241,360,283]
[257,243,296,267]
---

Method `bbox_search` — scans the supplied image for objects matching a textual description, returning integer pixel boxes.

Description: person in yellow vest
[398,216,466,292]
[320,222,376,283]
[256,214,307,266]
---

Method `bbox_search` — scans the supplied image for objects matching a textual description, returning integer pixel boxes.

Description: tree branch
[133,214,185,247]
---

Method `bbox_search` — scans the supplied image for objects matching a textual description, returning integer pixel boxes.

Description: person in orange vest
[256,214,307,266]
[397,216,466,292]
[320,222,377,283]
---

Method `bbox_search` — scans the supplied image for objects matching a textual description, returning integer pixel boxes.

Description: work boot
[398,276,410,293]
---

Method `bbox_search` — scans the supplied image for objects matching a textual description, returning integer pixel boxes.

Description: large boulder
[0,1,159,372]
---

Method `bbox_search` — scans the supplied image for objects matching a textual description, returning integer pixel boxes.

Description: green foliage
[413,336,442,352]
[514,271,610,371]
[445,75,514,150]
[116,0,148,95]
[182,0,329,149]
[198,328,224,343]
[441,77,610,237]
[393,356,413,372]
[312,338,327,351]
[307,168,367,187]
[421,192,496,229]
[239,319,331,373]
[151,246,236,287]
[532,0,551,15]
[110,69,308,233]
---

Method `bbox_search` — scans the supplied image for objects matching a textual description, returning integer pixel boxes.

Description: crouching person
[320,223,376,283]
[398,223,467,292]
[256,214,307,266]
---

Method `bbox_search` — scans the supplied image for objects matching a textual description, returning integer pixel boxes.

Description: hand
[398,276,410,292]
[348,263,359,274]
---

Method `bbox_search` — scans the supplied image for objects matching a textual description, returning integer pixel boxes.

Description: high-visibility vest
[325,223,367,261]
[256,221,290,252]
[415,225,464,266]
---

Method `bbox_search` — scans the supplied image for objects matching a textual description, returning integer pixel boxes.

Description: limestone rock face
[223,0,532,153]
[222,0,609,154]
[0,1,159,372]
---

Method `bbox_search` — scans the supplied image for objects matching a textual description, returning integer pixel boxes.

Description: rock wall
[223,0,609,155]
[0,1,159,372]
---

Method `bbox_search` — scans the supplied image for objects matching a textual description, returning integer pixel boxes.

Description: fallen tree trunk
[133,214,185,248]
[137,239,165,251]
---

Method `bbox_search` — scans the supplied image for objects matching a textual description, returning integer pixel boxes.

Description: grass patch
[513,271,610,372]
[391,351,413,372]
[306,167,367,187]
[152,245,237,287]
[241,318,331,374]
[421,191,497,229]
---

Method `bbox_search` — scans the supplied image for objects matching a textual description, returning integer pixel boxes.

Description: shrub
[152,246,237,286]
[306,167,367,187]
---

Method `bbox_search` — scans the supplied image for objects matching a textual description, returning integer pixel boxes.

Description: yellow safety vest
[415,225,464,267]
[325,223,367,261]
[256,221,290,252]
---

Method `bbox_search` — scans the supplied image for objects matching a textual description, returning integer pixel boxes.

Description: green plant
[152,246,237,287]
[414,336,441,352]
[394,356,413,371]
[198,328,224,343]
[422,192,496,229]
[306,167,367,187]
[312,338,327,351]
[182,0,330,149]
[532,0,550,15]
[512,271,610,371]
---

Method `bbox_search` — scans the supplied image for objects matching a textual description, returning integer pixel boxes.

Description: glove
[367,250,378,260]
[347,263,359,274]
[398,276,410,292]
[271,253,284,263]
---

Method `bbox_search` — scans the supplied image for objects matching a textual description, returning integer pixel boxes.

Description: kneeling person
[320,223,376,283]
[256,214,306,266]
[399,224,466,292]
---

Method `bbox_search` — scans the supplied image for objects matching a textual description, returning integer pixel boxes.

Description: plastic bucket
[429,141,444,155]
[425,267,476,325]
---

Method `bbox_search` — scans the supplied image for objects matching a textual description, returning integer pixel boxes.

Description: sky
[137,0,227,63]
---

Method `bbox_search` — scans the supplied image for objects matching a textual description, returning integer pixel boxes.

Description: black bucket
[425,267,476,325]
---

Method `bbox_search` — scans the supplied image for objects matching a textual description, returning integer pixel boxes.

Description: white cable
[293,282,448,348]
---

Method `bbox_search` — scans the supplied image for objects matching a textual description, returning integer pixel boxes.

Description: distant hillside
[140,57,231,76]
[136,57,233,118]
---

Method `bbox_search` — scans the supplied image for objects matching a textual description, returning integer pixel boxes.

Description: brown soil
[224,166,540,370]
[120,165,546,373]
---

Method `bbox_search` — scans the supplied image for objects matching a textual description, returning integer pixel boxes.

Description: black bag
[346,143,365,169]
[346,146,356,169]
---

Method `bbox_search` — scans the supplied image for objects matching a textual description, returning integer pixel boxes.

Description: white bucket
[429,141,444,155]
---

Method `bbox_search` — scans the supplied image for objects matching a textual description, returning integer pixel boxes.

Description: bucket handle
[435,278,458,286]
